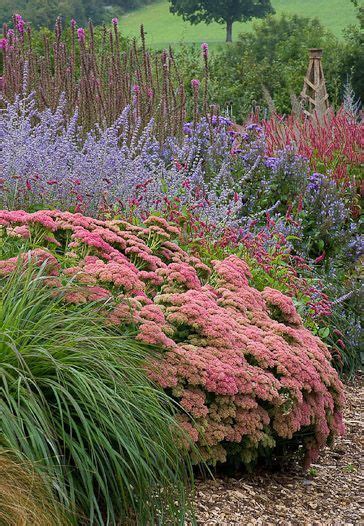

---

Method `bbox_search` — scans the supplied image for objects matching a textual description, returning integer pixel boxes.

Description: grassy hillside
[120,0,357,47]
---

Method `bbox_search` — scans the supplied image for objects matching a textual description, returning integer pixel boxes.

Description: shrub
[0,209,345,468]
[1,1,159,29]
[0,449,70,526]
[0,262,195,524]
[341,5,364,102]
[167,208,362,376]
[208,15,346,121]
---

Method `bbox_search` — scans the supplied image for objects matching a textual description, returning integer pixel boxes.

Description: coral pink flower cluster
[0,210,345,466]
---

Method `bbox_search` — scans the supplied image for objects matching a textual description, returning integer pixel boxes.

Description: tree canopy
[0,0,157,28]
[169,0,274,42]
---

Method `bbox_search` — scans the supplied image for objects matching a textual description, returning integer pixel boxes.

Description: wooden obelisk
[301,48,329,118]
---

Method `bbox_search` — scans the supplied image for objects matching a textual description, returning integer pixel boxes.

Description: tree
[169,0,274,42]
[0,0,98,27]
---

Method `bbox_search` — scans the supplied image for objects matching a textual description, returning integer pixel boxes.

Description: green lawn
[120,0,357,48]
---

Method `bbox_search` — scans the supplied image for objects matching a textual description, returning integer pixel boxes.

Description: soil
[194,374,364,525]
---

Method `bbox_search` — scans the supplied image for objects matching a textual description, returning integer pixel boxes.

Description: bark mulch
[194,374,363,525]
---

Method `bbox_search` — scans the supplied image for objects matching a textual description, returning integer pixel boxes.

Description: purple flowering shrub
[0,209,345,467]
[0,94,241,228]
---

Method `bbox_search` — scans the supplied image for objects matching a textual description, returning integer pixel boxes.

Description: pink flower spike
[191,79,200,91]
[77,28,85,42]
[15,14,25,34]
[201,42,208,57]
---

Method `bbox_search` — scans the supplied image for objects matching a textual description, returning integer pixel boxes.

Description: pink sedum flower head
[112,17,119,25]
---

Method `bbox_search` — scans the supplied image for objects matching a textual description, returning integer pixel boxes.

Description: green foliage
[0,0,158,28]
[112,0,358,48]
[208,14,346,120]
[342,25,364,102]
[169,0,274,41]
[0,265,195,524]
[0,0,102,27]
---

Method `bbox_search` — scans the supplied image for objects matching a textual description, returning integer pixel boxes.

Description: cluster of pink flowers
[261,108,364,184]
[14,14,25,34]
[0,209,345,466]
[163,202,334,319]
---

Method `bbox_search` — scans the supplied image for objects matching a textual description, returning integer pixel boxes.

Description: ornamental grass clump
[0,209,345,468]
[0,263,195,524]
[0,449,71,526]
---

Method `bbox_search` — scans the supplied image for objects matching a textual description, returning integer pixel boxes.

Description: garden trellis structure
[301,48,330,117]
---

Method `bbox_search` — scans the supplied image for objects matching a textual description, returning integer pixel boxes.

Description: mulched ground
[194,374,364,525]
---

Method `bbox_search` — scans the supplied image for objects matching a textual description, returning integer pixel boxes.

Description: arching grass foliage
[0,265,196,524]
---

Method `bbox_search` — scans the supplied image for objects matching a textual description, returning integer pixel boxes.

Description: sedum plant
[0,209,345,469]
